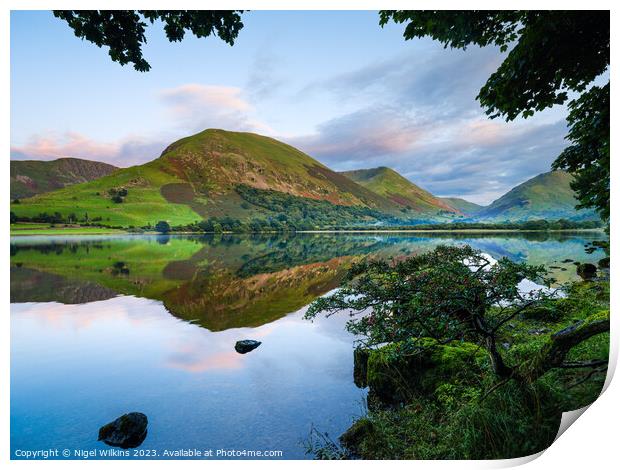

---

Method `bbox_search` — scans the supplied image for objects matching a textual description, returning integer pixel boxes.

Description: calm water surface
[10,232,608,459]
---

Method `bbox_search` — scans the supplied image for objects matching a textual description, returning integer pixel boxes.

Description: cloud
[11,83,276,167]
[159,83,273,134]
[11,132,169,167]
[304,42,502,117]
[246,51,285,101]
[290,43,569,205]
[292,105,568,205]
[289,106,427,168]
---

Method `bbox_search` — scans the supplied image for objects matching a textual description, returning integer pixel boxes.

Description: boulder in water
[98,412,148,449]
[235,339,262,354]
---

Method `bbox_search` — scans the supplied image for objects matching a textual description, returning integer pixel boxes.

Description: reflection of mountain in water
[10,232,606,330]
[9,234,379,331]
[11,266,117,304]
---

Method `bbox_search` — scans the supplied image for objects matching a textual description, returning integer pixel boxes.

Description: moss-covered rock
[366,338,487,406]
[576,263,597,280]
[598,257,610,269]
[353,347,370,388]
[339,418,374,456]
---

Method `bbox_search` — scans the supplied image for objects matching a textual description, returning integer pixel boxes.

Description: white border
[2,1,617,468]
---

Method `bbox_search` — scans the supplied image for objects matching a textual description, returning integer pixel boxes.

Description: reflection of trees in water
[10,240,108,256]
[10,232,608,329]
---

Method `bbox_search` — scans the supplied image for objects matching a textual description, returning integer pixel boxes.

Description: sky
[10,10,572,205]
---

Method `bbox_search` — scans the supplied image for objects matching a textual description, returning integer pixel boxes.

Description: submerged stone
[235,339,262,354]
[98,412,148,449]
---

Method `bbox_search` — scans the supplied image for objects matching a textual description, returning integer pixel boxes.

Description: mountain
[475,170,598,221]
[340,167,459,216]
[440,197,483,216]
[11,129,404,228]
[11,158,118,200]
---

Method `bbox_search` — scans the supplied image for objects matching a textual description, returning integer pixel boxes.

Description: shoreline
[9,227,606,237]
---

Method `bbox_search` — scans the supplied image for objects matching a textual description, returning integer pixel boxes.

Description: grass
[477,170,598,221]
[10,161,202,227]
[10,223,125,235]
[330,280,609,460]
[343,167,458,214]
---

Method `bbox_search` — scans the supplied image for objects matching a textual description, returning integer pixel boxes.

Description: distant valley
[10,129,599,230]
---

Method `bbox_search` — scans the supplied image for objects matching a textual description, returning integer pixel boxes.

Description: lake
[10,231,608,459]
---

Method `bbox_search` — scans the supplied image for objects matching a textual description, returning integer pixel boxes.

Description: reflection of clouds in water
[163,324,277,373]
[166,346,244,372]
[10,296,164,331]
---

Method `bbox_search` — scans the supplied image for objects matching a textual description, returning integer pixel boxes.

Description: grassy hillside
[341,167,458,216]
[475,170,599,221]
[10,130,404,228]
[440,197,483,216]
[11,158,118,199]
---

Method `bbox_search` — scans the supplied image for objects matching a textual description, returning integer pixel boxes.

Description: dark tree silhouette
[379,11,610,220]
[53,10,245,72]
[155,220,171,234]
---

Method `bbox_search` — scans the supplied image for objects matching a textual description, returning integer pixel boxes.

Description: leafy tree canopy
[53,10,245,71]
[305,245,608,381]
[379,11,610,220]
[155,220,171,234]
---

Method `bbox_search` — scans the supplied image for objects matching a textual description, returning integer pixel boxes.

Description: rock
[598,257,610,269]
[340,418,374,456]
[562,259,574,263]
[502,342,511,350]
[527,327,550,335]
[235,339,261,354]
[98,412,148,449]
[576,263,597,280]
[366,338,487,406]
[353,348,370,388]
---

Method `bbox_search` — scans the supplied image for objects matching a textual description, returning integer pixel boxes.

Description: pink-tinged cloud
[166,350,245,373]
[160,84,251,114]
[11,132,118,161]
[11,132,169,167]
[159,83,274,134]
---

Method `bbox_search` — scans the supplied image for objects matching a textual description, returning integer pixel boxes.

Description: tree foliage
[306,245,608,381]
[306,245,552,378]
[379,11,610,220]
[155,220,171,233]
[53,10,245,71]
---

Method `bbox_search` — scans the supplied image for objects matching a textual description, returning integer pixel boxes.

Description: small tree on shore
[305,245,609,381]
[155,220,171,234]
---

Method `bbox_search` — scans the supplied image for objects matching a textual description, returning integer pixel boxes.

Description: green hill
[11,158,118,199]
[475,170,599,221]
[10,130,403,228]
[341,167,459,216]
[440,197,483,216]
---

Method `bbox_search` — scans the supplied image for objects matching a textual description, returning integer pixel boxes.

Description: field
[10,161,202,227]
[10,223,125,235]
